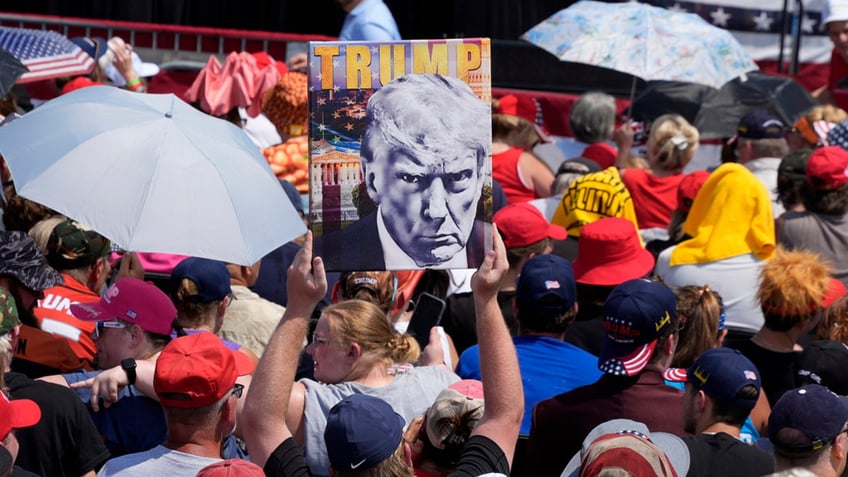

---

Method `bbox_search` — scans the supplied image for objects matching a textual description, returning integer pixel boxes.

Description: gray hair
[739,137,789,160]
[360,74,491,172]
[569,91,616,144]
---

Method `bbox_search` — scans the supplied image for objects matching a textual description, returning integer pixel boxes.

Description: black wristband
[121,358,137,386]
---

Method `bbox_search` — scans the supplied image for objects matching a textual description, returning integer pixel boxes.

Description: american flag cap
[598,340,658,377]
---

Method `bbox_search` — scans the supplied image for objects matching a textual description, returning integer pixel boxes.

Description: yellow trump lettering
[314,46,340,90]
[378,44,406,86]
[692,366,709,385]
[346,45,372,89]
[456,44,481,80]
[655,311,670,331]
[412,43,448,74]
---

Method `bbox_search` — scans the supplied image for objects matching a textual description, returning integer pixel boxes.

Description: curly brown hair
[3,186,58,233]
[818,293,848,342]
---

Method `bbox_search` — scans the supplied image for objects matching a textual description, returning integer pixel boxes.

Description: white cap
[823,0,848,29]
[103,51,160,86]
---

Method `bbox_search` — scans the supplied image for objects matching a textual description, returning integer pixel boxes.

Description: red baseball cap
[71,277,177,336]
[493,202,567,249]
[60,77,100,96]
[822,278,847,308]
[154,332,254,409]
[806,146,848,191]
[494,94,552,142]
[0,393,40,440]
[251,51,288,76]
[197,459,265,477]
[581,143,617,170]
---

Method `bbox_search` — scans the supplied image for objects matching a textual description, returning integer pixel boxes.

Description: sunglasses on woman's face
[92,320,127,339]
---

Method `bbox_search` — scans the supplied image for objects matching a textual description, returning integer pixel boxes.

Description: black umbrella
[629,71,818,139]
[0,47,27,98]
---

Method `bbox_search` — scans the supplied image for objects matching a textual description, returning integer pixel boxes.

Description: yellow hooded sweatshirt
[670,162,775,267]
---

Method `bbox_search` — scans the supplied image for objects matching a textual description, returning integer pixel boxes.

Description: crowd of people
[4,0,848,476]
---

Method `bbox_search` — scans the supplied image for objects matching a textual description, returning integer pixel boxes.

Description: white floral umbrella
[522,0,758,90]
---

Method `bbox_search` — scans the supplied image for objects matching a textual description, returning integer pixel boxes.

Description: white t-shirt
[655,247,766,334]
[97,445,221,477]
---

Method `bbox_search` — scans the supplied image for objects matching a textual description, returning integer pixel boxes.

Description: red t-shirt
[621,168,684,229]
[829,49,848,112]
[493,146,537,204]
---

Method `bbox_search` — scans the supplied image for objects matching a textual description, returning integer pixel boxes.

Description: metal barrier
[0,11,336,60]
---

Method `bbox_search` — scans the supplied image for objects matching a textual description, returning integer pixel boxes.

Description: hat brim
[136,62,160,78]
[69,300,112,322]
[9,398,41,429]
[598,340,657,376]
[574,247,655,286]
[12,265,63,292]
[662,367,688,383]
[232,348,255,376]
[547,223,568,241]
[560,422,690,477]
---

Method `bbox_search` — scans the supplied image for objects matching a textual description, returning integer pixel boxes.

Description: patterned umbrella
[521,0,758,90]
[0,26,94,83]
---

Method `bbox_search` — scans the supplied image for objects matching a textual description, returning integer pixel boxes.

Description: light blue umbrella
[0,86,306,265]
[522,0,758,91]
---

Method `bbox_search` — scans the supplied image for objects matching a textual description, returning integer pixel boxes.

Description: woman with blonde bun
[290,299,459,476]
[621,114,700,230]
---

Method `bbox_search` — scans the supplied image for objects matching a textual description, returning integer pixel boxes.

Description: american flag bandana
[0,27,94,83]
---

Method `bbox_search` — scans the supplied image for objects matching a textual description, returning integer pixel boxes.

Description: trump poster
[308,38,493,272]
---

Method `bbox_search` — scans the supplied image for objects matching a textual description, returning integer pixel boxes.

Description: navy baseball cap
[769,384,848,455]
[687,348,761,410]
[796,340,848,395]
[598,279,677,377]
[170,257,231,303]
[736,110,785,140]
[515,254,577,318]
[70,36,107,61]
[324,394,405,472]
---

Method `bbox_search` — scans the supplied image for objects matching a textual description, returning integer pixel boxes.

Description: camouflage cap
[0,287,19,335]
[45,219,110,270]
[0,231,63,291]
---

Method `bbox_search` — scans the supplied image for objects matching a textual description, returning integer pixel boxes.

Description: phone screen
[407,292,446,349]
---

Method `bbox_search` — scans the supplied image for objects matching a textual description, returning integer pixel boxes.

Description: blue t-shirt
[64,369,167,457]
[339,0,401,41]
[456,335,602,434]
[64,369,249,459]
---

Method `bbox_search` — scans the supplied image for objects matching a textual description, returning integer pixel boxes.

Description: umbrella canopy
[0,86,306,265]
[630,71,818,139]
[0,47,27,97]
[521,0,758,89]
[185,51,281,118]
[0,26,95,83]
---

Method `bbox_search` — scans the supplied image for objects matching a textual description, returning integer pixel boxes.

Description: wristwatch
[121,358,137,386]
